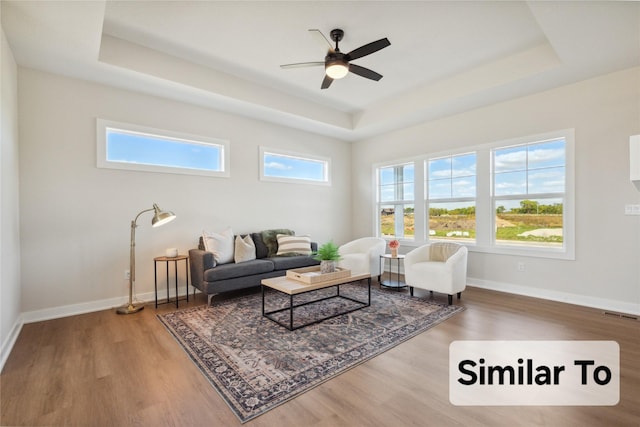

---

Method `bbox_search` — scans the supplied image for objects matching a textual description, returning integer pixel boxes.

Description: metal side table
[154,255,189,308]
[379,254,407,290]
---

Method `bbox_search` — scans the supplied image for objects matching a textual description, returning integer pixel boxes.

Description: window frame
[375,159,418,243]
[259,146,331,186]
[96,119,230,177]
[372,129,575,260]
[488,131,574,259]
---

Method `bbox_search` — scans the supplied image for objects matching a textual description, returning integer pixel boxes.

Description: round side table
[379,254,406,290]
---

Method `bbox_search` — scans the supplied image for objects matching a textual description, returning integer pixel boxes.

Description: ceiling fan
[280,29,391,89]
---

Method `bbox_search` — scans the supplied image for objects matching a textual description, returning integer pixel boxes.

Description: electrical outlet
[517,262,525,272]
[625,204,640,215]
[124,270,130,280]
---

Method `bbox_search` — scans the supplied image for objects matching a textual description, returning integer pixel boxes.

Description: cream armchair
[404,242,468,305]
[338,237,387,277]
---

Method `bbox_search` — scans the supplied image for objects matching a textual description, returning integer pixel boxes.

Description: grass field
[381,213,563,245]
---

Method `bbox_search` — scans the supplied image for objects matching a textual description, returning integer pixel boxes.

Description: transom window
[260,147,330,185]
[97,119,229,177]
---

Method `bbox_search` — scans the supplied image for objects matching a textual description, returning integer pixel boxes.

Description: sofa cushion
[269,255,320,271]
[234,234,256,263]
[202,227,234,265]
[261,229,294,257]
[204,259,274,282]
[251,233,269,259]
[276,234,312,256]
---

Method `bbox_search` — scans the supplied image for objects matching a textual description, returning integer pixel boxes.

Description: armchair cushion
[429,242,463,262]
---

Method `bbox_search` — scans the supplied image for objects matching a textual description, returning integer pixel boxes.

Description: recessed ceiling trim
[98,34,353,133]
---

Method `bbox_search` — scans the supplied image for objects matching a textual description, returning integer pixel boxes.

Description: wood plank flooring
[2,283,639,426]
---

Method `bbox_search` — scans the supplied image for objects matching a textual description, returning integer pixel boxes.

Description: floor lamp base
[116,303,145,315]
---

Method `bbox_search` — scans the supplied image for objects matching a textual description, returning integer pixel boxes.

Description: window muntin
[494,139,565,196]
[260,147,330,184]
[427,153,477,242]
[377,163,414,239]
[97,119,229,177]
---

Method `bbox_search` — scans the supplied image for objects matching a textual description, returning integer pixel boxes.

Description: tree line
[429,200,563,216]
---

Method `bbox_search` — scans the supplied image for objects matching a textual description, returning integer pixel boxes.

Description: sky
[106,129,222,171]
[379,138,566,212]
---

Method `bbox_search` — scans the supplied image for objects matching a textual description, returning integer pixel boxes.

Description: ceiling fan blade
[309,29,334,53]
[321,74,333,89]
[349,63,383,81]
[346,38,390,61]
[280,62,324,69]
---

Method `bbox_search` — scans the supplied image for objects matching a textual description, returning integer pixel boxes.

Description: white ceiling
[3,1,639,141]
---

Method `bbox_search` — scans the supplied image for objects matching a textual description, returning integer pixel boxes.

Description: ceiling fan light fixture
[325,60,349,79]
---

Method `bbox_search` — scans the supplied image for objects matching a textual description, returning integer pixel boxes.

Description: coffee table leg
[290,294,294,331]
[368,277,371,306]
[261,285,265,316]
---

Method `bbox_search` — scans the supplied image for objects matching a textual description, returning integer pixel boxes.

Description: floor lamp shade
[116,204,176,315]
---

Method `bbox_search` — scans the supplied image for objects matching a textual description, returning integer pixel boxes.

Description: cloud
[264,161,291,171]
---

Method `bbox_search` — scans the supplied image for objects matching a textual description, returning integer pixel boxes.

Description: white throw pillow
[202,227,234,265]
[234,235,256,263]
[276,234,312,256]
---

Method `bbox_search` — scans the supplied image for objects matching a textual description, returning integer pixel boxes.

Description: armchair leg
[207,293,215,307]
[448,294,453,305]
[457,292,462,300]
[409,286,414,297]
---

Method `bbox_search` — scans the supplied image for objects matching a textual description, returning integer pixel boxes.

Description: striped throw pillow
[276,234,312,256]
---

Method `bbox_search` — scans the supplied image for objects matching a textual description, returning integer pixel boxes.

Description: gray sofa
[189,231,320,305]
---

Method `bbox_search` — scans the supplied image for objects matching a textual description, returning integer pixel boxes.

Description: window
[427,153,477,242]
[377,162,414,239]
[260,147,330,185]
[492,138,566,248]
[373,129,574,259]
[97,119,229,177]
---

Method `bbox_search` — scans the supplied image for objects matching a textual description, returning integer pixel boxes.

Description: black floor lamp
[116,203,176,315]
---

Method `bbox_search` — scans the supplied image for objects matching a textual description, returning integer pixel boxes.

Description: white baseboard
[468,277,640,317]
[1,315,24,373]
[20,288,197,324]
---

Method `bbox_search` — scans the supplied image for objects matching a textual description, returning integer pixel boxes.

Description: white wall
[18,68,351,317]
[352,67,640,314]
[1,18,22,368]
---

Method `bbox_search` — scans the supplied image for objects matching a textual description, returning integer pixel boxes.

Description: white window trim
[96,119,230,177]
[259,146,331,186]
[372,129,575,260]
[485,129,574,260]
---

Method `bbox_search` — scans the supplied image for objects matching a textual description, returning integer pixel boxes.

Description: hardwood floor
[2,284,639,426]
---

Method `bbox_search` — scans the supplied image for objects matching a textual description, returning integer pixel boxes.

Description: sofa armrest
[189,249,216,292]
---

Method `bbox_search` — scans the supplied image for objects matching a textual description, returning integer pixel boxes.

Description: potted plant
[314,241,342,273]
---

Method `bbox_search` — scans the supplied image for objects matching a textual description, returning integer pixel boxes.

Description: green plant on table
[314,241,342,261]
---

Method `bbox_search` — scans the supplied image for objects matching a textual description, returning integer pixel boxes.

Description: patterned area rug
[158,283,464,423]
